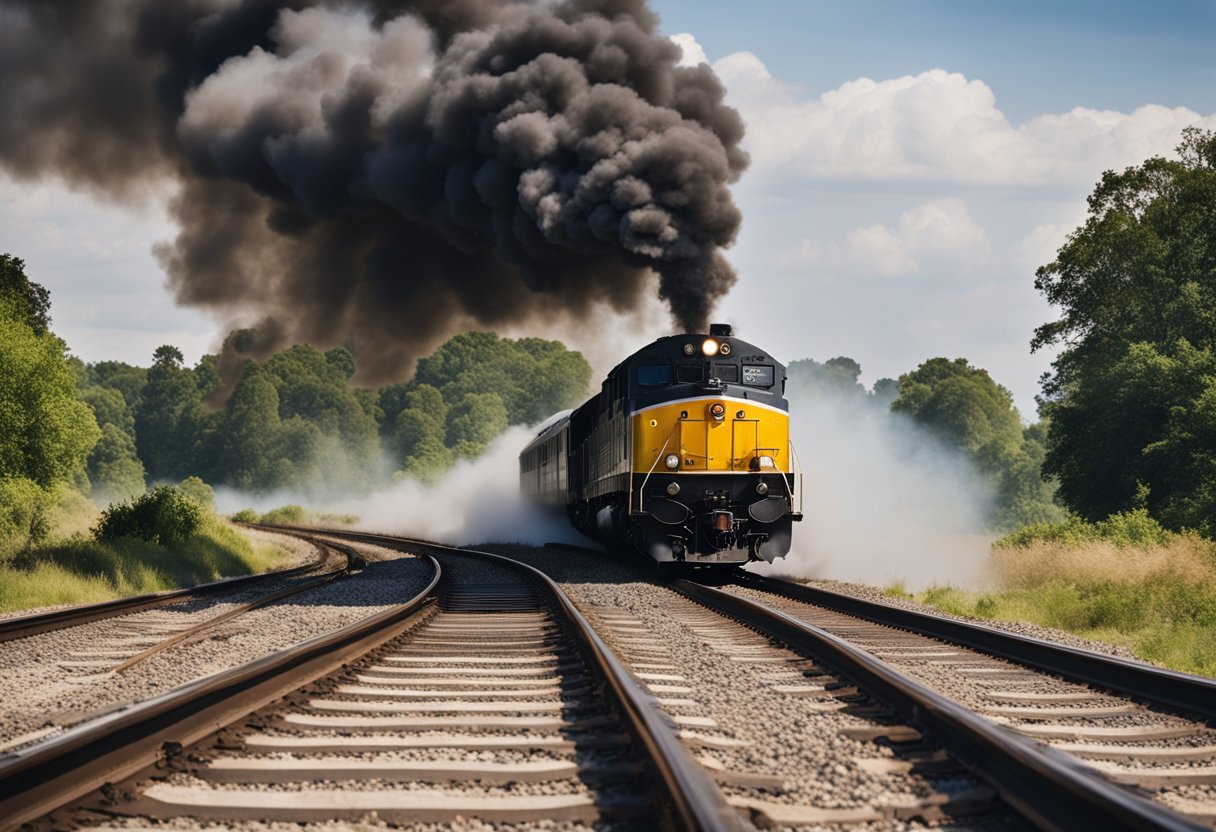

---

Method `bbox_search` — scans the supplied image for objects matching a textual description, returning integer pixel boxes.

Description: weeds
[907,518,1216,676]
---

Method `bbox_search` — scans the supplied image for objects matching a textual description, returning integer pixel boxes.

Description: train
[520,324,802,569]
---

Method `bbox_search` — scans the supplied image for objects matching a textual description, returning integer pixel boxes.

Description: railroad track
[8,527,1214,830]
[0,532,335,645]
[526,539,1216,830]
[0,537,362,691]
[671,578,1214,831]
[0,534,742,831]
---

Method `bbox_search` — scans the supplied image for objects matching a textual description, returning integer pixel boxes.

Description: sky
[2,1,1214,415]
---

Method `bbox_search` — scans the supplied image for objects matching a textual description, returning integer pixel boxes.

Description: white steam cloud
[217,397,996,590]
[748,387,996,590]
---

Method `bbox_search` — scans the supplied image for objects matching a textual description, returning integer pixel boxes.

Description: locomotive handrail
[789,439,804,514]
[636,426,677,513]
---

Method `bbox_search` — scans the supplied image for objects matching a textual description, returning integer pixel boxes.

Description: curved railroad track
[0,532,335,645]
[7,527,1214,830]
[0,536,363,690]
[0,533,741,832]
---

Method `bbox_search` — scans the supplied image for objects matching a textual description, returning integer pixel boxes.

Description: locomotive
[520,324,802,568]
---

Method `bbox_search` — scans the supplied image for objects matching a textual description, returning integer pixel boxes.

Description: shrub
[995,508,1174,550]
[175,476,215,511]
[94,486,203,546]
[0,477,54,558]
[257,504,305,525]
[230,508,258,523]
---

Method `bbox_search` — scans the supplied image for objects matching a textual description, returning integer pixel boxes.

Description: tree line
[0,255,591,551]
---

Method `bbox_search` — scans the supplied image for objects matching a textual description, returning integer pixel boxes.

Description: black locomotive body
[521,325,801,568]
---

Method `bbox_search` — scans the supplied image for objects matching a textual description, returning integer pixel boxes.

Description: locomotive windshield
[636,364,671,386]
[676,364,704,383]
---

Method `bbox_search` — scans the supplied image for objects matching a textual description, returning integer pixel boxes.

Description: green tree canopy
[415,332,590,425]
[893,357,1061,529]
[445,392,509,459]
[88,423,147,502]
[0,298,99,490]
[0,254,51,336]
[1035,129,1216,527]
[786,356,897,407]
[135,345,205,482]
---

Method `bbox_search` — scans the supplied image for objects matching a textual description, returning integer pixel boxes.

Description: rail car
[520,323,802,568]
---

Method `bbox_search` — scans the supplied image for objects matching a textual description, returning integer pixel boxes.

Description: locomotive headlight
[701,338,719,356]
[756,481,769,495]
[682,343,696,356]
[709,402,726,421]
[719,342,732,355]
[666,481,681,496]
[664,453,680,469]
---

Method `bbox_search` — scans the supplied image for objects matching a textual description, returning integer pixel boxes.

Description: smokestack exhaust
[0,0,749,385]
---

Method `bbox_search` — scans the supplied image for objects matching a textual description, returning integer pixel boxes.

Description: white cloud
[1015,222,1075,272]
[669,33,708,67]
[782,198,990,277]
[673,33,1216,186]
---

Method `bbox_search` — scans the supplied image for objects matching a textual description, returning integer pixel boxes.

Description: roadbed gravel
[477,544,1027,831]
[0,535,433,752]
[777,575,1143,662]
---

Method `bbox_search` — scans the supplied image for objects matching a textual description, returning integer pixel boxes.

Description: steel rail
[312,529,745,832]
[0,536,332,645]
[110,540,365,673]
[736,572,1216,721]
[0,549,441,831]
[670,578,1205,832]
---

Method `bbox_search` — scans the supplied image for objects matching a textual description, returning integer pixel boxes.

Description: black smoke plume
[0,0,746,381]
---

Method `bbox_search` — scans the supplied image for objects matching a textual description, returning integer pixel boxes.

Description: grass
[0,517,296,614]
[888,511,1216,677]
[233,505,358,526]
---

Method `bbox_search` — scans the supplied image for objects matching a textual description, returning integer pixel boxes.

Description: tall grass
[891,511,1216,676]
[0,517,293,614]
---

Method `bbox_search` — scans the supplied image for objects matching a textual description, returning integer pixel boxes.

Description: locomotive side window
[742,364,775,387]
[636,364,671,386]
[713,363,739,383]
[676,364,704,383]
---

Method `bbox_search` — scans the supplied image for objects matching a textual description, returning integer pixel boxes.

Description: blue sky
[653,0,1216,122]
[1,1,1214,415]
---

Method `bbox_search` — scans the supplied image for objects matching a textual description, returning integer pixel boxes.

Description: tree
[85,360,147,412]
[892,358,1061,529]
[0,254,51,336]
[82,386,135,437]
[416,331,590,424]
[134,345,204,482]
[786,356,896,408]
[1034,128,1216,527]
[88,423,147,502]
[445,392,509,459]
[0,306,99,489]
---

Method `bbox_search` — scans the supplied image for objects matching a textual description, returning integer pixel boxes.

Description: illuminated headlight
[666,481,681,496]
[701,338,719,356]
[664,454,680,469]
[709,402,726,421]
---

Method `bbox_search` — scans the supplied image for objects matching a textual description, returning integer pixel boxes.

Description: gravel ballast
[0,535,434,751]
[478,544,1029,831]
